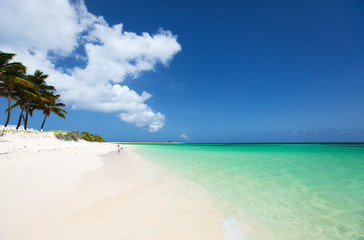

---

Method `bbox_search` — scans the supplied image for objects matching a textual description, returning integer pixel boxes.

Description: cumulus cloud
[0,0,181,132]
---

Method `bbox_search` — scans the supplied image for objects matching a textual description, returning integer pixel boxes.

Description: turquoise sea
[130,143,364,240]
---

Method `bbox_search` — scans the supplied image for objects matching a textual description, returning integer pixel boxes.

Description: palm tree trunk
[40,115,47,131]
[4,91,12,127]
[22,114,26,122]
[16,106,25,130]
[24,103,30,130]
[24,110,29,130]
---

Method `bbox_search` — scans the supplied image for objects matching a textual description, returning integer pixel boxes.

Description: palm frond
[0,90,6,97]
[7,75,34,88]
[0,52,16,67]
[16,88,39,101]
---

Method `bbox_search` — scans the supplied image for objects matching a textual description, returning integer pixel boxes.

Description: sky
[1,0,364,142]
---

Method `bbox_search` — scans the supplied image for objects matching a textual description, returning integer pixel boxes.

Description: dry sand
[0,132,224,239]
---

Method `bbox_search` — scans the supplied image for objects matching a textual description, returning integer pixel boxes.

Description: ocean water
[131,143,364,240]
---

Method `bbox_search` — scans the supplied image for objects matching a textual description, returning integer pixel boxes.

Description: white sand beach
[0,132,224,240]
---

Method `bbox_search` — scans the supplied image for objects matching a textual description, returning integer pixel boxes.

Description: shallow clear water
[131,143,364,240]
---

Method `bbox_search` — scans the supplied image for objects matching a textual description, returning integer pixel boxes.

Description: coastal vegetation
[55,130,106,142]
[55,131,80,141]
[0,51,67,131]
[80,131,106,142]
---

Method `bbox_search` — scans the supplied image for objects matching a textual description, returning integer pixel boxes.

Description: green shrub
[55,131,80,141]
[55,132,65,140]
[80,131,106,142]
[55,130,105,142]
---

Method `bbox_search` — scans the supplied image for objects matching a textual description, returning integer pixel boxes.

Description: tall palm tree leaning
[0,51,33,129]
[39,93,67,131]
[19,70,54,130]
[12,86,39,130]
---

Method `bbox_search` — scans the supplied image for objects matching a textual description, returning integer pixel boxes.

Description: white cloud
[180,134,189,140]
[0,0,83,54]
[0,0,181,132]
[119,110,165,132]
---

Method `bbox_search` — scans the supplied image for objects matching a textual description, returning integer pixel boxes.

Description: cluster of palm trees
[0,51,67,132]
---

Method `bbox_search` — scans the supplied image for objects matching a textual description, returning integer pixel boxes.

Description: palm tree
[22,70,55,130]
[12,88,39,130]
[24,100,38,130]
[24,86,60,131]
[0,51,18,80]
[40,98,67,131]
[0,51,32,127]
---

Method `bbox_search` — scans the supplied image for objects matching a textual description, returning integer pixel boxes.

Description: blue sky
[1,0,364,142]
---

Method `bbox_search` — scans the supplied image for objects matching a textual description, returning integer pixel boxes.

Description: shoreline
[0,133,225,239]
